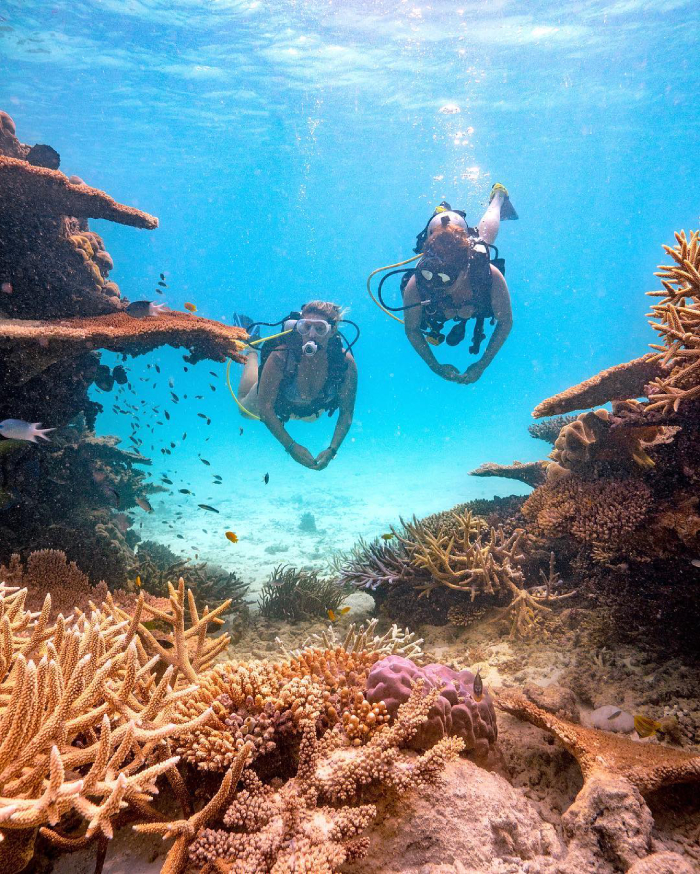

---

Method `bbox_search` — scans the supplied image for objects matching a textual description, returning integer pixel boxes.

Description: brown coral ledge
[0,156,158,229]
[0,311,247,380]
[497,690,700,795]
[469,460,549,488]
[532,354,665,418]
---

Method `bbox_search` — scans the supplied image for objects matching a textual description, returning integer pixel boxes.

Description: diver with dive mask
[230,302,359,470]
[367,183,517,384]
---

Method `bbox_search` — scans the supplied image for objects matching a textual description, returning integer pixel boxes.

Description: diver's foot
[490,182,519,220]
[233,312,260,339]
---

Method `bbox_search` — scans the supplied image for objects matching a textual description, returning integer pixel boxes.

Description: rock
[345,758,562,874]
[626,851,696,874]
[587,704,635,734]
[523,683,580,723]
[562,772,653,870]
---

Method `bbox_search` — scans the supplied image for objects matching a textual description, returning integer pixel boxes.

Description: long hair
[424,223,474,271]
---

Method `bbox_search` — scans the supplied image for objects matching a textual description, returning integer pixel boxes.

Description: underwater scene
[1,1,699,872]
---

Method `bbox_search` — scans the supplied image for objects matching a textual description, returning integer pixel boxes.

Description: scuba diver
[231,301,358,470]
[369,183,517,384]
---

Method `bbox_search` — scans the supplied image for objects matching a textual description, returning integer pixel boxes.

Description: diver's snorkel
[302,340,318,357]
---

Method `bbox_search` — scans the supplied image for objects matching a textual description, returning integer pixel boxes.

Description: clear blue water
[2,0,699,582]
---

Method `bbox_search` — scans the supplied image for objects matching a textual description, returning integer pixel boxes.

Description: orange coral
[0,310,246,383]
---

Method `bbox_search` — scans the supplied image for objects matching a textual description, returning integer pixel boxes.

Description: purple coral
[365,655,497,758]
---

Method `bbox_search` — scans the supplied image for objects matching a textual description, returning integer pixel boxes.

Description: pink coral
[365,655,497,758]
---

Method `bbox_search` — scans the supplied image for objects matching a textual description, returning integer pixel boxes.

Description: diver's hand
[289,443,318,469]
[433,363,460,382]
[315,447,337,470]
[456,363,485,384]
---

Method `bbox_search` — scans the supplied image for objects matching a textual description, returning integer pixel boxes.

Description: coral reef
[258,564,347,622]
[528,414,578,444]
[283,618,424,662]
[365,655,497,756]
[469,459,549,487]
[0,583,217,860]
[188,684,463,872]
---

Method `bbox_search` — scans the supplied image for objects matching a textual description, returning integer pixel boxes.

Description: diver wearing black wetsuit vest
[401,184,517,384]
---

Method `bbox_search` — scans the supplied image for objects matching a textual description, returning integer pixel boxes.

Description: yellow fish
[225,531,238,544]
[381,533,395,541]
[135,575,142,588]
[184,302,197,313]
[328,609,337,622]
[328,606,351,622]
[634,714,661,738]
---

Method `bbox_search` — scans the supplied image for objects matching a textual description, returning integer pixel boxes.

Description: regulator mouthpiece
[302,340,318,357]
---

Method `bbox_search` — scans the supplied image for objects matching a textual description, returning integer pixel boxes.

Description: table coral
[365,655,497,757]
[549,408,658,472]
[469,460,549,488]
[187,684,463,873]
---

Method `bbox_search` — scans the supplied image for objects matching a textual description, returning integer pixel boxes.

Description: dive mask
[295,318,333,337]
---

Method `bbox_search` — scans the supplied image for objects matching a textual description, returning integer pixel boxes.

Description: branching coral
[187,684,464,873]
[0,549,101,617]
[645,230,700,414]
[522,476,652,559]
[258,565,348,622]
[173,643,385,773]
[0,583,215,855]
[283,617,424,662]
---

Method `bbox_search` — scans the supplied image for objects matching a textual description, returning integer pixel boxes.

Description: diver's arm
[460,266,512,383]
[257,352,316,467]
[402,275,459,381]
[316,355,357,469]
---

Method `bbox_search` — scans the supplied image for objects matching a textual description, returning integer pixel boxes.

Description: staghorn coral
[284,617,424,662]
[188,684,463,873]
[522,476,652,559]
[365,656,497,757]
[645,230,700,414]
[258,565,348,622]
[0,583,216,856]
[469,460,549,488]
[173,644,383,773]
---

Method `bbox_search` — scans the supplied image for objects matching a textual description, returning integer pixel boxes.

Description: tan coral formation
[0,310,246,383]
[0,156,158,229]
[497,690,700,795]
[469,460,549,488]
[0,583,217,854]
[187,685,463,872]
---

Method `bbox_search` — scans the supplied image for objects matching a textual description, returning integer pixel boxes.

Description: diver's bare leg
[237,350,259,397]
[478,190,505,245]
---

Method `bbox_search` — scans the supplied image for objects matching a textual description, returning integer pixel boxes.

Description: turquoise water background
[2,1,699,580]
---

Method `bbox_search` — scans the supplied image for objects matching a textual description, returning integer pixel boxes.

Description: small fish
[182,432,187,440]
[328,609,338,622]
[339,606,351,615]
[158,280,167,287]
[135,575,142,588]
[209,371,217,377]
[179,488,192,494]
[184,302,197,313]
[171,392,179,402]
[607,709,623,720]
[225,531,238,543]
[198,504,219,513]
[634,714,661,738]
[200,458,211,466]
[0,419,54,443]
[161,477,174,485]
[264,473,270,484]
[197,413,208,420]
[209,384,216,391]
[170,442,176,449]
[155,365,161,374]
[381,533,395,541]
[160,272,166,280]
[195,395,204,400]
[691,559,700,568]
[206,418,211,426]
[239,427,244,436]
[168,377,174,388]
[473,668,483,702]
[135,497,153,513]
[176,534,184,539]
[155,288,164,294]
[164,410,170,420]
[1,282,13,294]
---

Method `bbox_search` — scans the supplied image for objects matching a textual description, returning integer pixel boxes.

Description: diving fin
[490,183,519,221]
[232,312,260,339]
